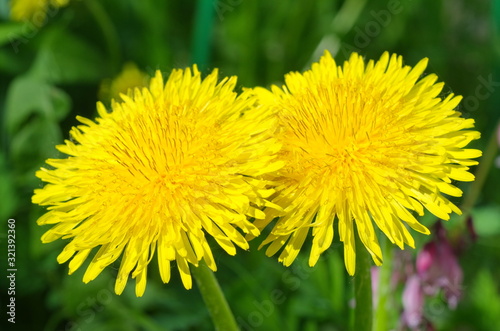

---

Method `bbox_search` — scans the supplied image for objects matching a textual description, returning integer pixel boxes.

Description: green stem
[329,249,345,314]
[354,227,373,331]
[308,0,368,62]
[191,260,239,331]
[331,0,368,36]
[85,0,121,73]
[191,0,215,71]
[374,237,394,331]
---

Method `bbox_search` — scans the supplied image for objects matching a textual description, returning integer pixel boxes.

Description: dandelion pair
[32,51,481,297]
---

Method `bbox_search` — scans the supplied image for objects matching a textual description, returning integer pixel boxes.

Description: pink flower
[416,222,463,308]
[402,275,424,328]
[371,266,379,308]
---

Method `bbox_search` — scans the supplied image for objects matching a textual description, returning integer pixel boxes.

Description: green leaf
[5,75,71,134]
[0,151,18,219]
[9,116,63,180]
[0,47,29,74]
[11,115,62,155]
[471,205,500,237]
[470,270,500,330]
[29,27,107,84]
[0,22,25,47]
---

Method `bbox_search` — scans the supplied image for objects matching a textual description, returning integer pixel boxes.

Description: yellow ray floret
[253,51,481,275]
[33,66,282,296]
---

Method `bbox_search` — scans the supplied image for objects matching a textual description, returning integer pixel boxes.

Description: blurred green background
[0,0,499,330]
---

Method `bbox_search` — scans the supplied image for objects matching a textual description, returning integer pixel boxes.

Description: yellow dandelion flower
[99,62,149,103]
[32,66,282,297]
[10,0,69,22]
[253,51,481,275]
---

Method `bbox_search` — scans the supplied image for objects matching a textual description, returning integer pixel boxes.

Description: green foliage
[472,205,500,237]
[470,270,500,330]
[5,75,70,134]
[30,27,107,84]
[0,0,498,330]
[0,22,24,46]
[0,151,17,219]
[5,74,70,183]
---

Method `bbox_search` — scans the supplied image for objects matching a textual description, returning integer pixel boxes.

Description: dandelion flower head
[253,51,481,275]
[32,66,282,296]
[10,0,69,22]
[99,62,149,103]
